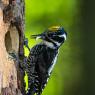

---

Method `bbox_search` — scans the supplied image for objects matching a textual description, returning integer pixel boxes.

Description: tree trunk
[0,0,25,95]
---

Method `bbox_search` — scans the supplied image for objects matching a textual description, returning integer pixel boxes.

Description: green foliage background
[25,0,95,95]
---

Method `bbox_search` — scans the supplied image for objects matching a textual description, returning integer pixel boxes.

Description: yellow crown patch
[48,26,61,32]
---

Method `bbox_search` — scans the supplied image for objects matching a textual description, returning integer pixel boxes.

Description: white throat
[43,40,61,49]
[43,41,55,49]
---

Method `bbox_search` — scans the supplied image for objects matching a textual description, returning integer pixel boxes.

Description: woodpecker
[25,26,67,95]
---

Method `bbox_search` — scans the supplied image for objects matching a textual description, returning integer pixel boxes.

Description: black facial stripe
[51,36,64,43]
[48,31,63,35]
[45,35,58,47]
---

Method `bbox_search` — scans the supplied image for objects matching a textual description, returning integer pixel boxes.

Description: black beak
[31,33,45,40]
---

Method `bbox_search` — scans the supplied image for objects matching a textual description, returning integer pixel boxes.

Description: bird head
[31,26,67,48]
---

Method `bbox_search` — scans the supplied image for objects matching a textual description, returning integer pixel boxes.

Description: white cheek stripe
[54,41,61,46]
[59,33,67,40]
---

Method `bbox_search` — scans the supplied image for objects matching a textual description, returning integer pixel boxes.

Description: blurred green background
[25,0,95,95]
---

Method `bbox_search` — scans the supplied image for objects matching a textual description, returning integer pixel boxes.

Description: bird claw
[24,37,30,51]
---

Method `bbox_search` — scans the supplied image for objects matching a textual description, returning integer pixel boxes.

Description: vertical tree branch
[0,0,25,95]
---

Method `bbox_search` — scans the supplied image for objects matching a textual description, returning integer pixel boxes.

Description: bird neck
[43,41,59,49]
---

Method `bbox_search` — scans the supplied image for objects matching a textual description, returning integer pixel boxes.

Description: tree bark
[0,0,25,95]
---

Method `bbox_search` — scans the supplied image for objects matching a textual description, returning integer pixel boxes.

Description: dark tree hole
[5,31,12,53]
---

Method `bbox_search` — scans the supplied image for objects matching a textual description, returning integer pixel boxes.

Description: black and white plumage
[25,26,67,95]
